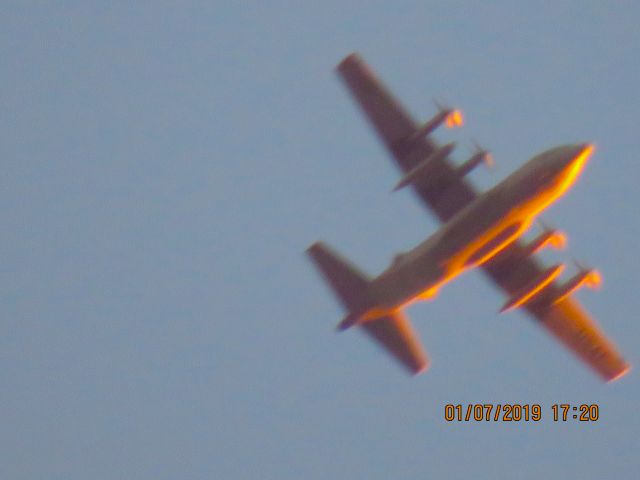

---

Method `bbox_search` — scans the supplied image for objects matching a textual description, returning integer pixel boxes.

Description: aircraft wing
[361,311,429,375]
[337,54,476,220]
[536,297,629,381]
[337,53,629,381]
[485,244,630,381]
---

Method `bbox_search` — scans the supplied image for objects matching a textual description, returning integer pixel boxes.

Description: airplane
[307,53,630,382]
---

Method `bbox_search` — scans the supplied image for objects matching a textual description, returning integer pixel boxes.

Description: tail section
[307,241,429,375]
[306,241,370,313]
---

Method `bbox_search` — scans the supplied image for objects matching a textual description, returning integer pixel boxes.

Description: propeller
[537,219,567,249]
[470,138,495,169]
[572,259,602,289]
[434,99,463,128]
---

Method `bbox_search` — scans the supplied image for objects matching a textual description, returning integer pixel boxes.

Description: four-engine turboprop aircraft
[307,53,630,381]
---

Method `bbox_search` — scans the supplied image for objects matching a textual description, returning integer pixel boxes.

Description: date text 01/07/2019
[444,404,600,422]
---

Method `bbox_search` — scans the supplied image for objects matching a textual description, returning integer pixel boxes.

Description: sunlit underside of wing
[534,298,630,381]
[336,53,629,380]
[361,311,429,375]
[485,238,630,381]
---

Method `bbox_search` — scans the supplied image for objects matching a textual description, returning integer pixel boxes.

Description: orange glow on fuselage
[450,218,528,271]
[521,144,594,223]
[554,144,594,198]
[361,306,396,321]
[391,284,439,310]
[357,143,595,324]
[418,285,439,300]
[446,144,594,281]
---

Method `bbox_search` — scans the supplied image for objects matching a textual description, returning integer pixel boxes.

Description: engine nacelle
[456,148,494,177]
[500,264,565,312]
[393,142,456,191]
[524,229,567,255]
[409,104,463,141]
[549,267,602,305]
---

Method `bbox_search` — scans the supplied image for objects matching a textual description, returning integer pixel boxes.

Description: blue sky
[1,2,639,479]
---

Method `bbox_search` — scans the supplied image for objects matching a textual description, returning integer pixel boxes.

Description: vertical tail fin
[306,241,369,312]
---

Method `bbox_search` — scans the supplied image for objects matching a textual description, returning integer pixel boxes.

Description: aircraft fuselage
[360,144,593,319]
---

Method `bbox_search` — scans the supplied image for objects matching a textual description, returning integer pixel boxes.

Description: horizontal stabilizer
[306,242,369,311]
[362,311,430,375]
[307,242,429,374]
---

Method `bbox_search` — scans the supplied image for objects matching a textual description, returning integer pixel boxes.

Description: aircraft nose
[564,143,594,172]
[556,143,594,188]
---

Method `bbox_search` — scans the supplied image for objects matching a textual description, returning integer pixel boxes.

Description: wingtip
[306,241,324,255]
[606,363,631,383]
[336,52,364,71]
[412,361,430,376]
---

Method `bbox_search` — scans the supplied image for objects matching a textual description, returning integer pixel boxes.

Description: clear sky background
[1,2,639,479]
